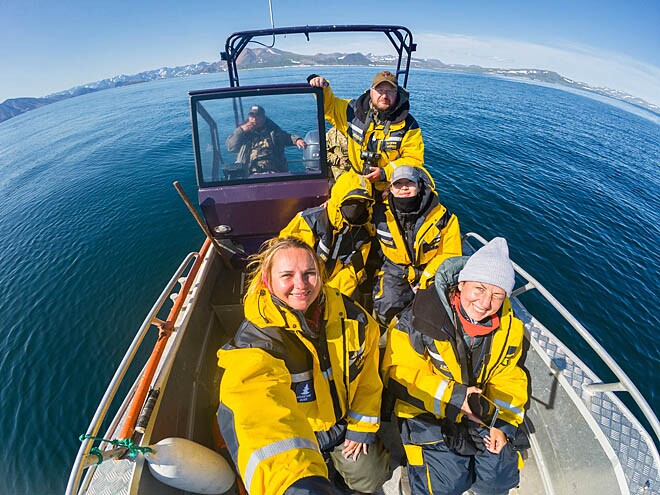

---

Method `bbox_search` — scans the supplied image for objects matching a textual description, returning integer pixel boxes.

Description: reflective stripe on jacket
[381,256,528,440]
[280,173,375,296]
[321,84,428,184]
[217,286,382,494]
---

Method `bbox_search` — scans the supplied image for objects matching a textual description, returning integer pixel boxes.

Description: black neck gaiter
[340,202,370,226]
[392,194,421,213]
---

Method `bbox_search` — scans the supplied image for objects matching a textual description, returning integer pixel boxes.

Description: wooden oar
[173,180,240,265]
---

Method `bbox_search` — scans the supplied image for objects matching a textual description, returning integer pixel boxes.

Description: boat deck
[75,246,659,495]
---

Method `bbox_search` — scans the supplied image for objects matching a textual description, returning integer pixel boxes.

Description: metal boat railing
[66,242,211,495]
[464,232,660,442]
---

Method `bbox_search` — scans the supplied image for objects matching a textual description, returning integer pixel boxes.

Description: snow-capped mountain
[1,48,657,123]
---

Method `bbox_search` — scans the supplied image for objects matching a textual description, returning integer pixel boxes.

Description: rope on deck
[79,434,154,461]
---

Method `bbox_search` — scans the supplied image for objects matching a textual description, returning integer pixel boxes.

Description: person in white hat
[226,104,306,175]
[382,237,528,495]
[370,164,462,327]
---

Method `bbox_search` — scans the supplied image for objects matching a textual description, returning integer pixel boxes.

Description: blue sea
[0,67,658,494]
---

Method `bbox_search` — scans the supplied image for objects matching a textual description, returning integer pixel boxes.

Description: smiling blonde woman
[217,237,390,495]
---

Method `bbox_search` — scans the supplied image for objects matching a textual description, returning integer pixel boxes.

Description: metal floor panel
[81,457,132,495]
[512,298,659,495]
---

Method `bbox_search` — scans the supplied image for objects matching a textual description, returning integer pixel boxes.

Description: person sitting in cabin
[280,172,375,300]
[225,104,307,175]
[382,237,528,495]
[216,236,391,495]
[371,165,462,327]
[308,71,430,192]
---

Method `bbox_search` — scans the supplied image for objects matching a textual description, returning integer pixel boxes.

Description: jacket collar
[243,284,330,330]
[411,286,454,341]
[354,87,410,124]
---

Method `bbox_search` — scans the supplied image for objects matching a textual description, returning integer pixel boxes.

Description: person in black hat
[226,104,307,175]
[308,71,429,190]
[280,171,376,299]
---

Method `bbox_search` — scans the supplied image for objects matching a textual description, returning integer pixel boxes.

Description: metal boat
[66,25,659,495]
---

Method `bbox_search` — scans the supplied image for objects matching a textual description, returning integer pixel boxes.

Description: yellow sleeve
[345,311,383,441]
[322,85,350,135]
[419,213,462,289]
[217,348,328,495]
[381,325,465,419]
[325,241,371,297]
[485,326,528,429]
[279,213,317,248]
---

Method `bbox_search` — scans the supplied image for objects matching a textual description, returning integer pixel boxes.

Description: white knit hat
[458,237,515,296]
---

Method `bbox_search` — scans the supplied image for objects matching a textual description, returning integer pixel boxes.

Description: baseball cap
[248,105,265,116]
[372,71,398,89]
[390,165,419,184]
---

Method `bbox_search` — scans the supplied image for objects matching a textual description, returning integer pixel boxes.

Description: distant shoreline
[2,52,658,123]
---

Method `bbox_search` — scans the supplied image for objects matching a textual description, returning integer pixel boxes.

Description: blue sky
[2,0,659,104]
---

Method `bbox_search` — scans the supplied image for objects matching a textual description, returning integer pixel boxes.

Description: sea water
[0,67,658,493]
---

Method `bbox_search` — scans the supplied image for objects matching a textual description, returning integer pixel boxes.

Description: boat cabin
[190,84,329,257]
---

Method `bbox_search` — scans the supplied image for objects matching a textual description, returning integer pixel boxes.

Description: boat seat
[212,304,245,345]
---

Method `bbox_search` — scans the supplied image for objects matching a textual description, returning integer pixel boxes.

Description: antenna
[248,0,277,49]
[268,0,275,29]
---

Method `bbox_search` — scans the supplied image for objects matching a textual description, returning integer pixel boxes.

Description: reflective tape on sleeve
[347,410,380,424]
[244,437,320,491]
[433,380,449,416]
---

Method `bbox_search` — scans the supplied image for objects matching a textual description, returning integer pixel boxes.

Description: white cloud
[416,33,660,106]
[276,32,660,106]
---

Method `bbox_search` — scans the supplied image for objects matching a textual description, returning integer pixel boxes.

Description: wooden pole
[173,181,239,264]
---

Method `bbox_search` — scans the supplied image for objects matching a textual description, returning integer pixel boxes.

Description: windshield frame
[189,83,327,188]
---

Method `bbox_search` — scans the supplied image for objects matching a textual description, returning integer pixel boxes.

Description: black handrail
[221,25,416,88]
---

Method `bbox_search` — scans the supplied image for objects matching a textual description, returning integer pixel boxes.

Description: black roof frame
[221,24,416,89]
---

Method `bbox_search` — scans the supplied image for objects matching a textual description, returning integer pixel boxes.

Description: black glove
[441,418,485,456]
[467,422,487,454]
[306,73,320,83]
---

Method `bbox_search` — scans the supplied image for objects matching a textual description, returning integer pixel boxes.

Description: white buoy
[145,437,235,494]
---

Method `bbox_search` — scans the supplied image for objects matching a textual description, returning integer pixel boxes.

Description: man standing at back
[308,71,428,191]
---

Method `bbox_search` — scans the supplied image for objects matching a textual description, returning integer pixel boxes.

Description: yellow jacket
[373,184,462,288]
[320,83,430,185]
[382,257,528,440]
[280,173,375,297]
[217,285,382,495]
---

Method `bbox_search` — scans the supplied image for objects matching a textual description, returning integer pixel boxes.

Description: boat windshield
[191,85,326,187]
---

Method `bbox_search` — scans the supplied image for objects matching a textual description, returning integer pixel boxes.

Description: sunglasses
[371,86,397,96]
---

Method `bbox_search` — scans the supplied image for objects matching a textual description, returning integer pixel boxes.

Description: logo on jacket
[295,380,316,403]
